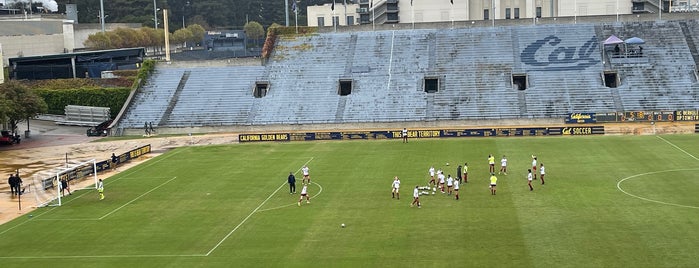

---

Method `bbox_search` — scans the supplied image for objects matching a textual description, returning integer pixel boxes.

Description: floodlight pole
[154,0,158,29]
[164,8,171,62]
[285,0,290,26]
[99,0,105,33]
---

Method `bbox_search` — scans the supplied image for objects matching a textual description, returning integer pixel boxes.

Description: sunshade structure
[624,37,645,44]
[603,35,624,45]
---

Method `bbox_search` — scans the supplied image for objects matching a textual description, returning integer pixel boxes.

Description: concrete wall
[120,117,563,136]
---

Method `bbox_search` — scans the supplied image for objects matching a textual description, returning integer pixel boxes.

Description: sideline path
[0,120,238,225]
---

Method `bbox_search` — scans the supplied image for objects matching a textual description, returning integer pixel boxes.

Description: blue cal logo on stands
[521,35,599,71]
[565,113,596,123]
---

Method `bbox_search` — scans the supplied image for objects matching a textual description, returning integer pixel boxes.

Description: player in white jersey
[298,183,310,206]
[446,175,454,195]
[540,163,545,185]
[499,155,508,175]
[428,166,436,190]
[391,176,401,199]
[301,165,310,184]
[531,156,538,180]
[402,128,408,143]
[411,185,421,208]
[438,172,446,193]
[97,179,104,200]
[527,169,534,191]
[453,178,460,200]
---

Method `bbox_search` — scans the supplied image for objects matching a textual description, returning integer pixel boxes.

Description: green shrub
[36,87,131,118]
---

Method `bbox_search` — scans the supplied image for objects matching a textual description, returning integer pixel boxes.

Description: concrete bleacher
[115,19,699,131]
[165,66,265,127]
[600,21,699,111]
[249,34,350,124]
[516,24,617,116]
[119,68,185,128]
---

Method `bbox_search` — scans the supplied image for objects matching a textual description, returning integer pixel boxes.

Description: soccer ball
[446,162,449,166]
[341,223,346,228]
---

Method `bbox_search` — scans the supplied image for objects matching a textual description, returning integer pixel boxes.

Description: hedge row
[36,87,132,118]
[29,59,155,119]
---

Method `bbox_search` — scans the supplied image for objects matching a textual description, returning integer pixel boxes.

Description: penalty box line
[2,149,188,228]
[31,176,177,221]
[204,157,314,256]
[656,136,699,162]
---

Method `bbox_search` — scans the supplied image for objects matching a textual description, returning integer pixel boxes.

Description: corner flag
[291,2,297,12]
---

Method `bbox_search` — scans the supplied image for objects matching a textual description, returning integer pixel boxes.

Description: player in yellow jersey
[488,154,495,173]
[97,179,104,200]
[489,173,497,195]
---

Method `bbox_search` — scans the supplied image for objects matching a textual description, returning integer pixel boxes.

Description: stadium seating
[116,19,699,130]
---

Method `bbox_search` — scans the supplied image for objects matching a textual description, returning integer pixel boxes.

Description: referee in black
[287,172,296,194]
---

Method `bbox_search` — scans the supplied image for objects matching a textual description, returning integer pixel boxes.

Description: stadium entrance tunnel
[424,77,440,93]
[254,81,270,98]
[512,74,528,90]
[604,71,619,88]
[338,79,353,96]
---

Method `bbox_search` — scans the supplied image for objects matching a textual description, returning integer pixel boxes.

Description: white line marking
[656,135,699,161]
[616,168,699,209]
[256,181,324,213]
[204,157,314,256]
[99,176,177,220]
[0,254,206,259]
[0,207,58,236]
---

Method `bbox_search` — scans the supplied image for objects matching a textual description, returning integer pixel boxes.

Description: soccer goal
[31,159,98,207]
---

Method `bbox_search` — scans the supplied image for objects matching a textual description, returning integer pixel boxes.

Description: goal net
[31,159,98,207]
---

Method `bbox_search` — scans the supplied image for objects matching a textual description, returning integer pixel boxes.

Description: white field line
[99,176,177,220]
[204,157,314,256]
[616,168,699,209]
[0,253,206,259]
[656,135,699,161]
[256,180,324,213]
[0,150,187,236]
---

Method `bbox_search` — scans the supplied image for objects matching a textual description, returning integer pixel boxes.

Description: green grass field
[1,134,698,267]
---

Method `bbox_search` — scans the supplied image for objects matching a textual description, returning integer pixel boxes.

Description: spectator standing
[111,153,119,171]
[61,178,72,196]
[288,172,296,194]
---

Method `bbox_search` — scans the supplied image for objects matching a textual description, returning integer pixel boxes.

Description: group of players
[392,154,547,208]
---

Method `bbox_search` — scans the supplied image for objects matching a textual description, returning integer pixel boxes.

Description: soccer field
[1,134,698,267]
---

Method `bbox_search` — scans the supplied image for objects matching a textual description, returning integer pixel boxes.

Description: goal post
[31,159,97,207]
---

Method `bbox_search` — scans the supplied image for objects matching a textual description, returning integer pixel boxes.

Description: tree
[84,32,112,50]
[244,21,265,48]
[186,24,206,46]
[0,81,48,133]
[172,28,193,46]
